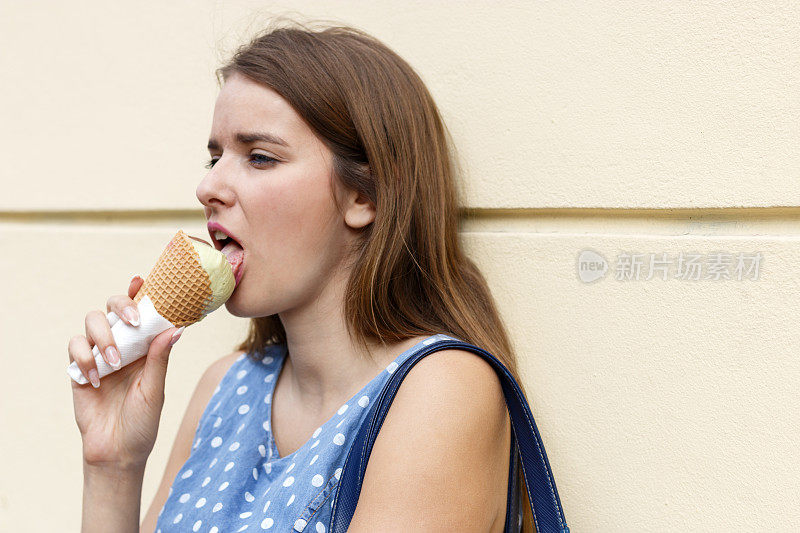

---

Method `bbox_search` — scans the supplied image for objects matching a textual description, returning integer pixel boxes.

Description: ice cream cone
[66,229,239,384]
[134,229,218,327]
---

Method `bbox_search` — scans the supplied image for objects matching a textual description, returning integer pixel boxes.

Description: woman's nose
[196,164,234,208]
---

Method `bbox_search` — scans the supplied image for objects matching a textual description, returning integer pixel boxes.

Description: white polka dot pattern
[154,334,461,532]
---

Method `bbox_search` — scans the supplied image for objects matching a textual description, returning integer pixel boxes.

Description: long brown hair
[220,16,535,531]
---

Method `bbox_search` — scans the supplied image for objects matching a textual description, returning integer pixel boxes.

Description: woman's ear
[343,187,376,230]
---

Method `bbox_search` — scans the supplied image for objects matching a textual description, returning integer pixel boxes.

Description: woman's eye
[204,154,277,169]
[250,153,278,167]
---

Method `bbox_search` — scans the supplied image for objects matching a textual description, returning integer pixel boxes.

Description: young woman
[69,19,533,533]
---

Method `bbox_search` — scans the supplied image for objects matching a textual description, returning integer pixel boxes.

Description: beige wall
[2,2,798,531]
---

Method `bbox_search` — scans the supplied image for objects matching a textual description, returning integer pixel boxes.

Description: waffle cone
[133,229,214,327]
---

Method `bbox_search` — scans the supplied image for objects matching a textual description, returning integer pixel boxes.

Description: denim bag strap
[329,337,569,533]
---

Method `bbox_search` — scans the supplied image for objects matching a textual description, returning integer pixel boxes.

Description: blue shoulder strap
[329,337,569,533]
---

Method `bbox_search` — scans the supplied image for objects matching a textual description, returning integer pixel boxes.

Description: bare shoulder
[182,349,245,424]
[393,347,508,432]
[183,349,245,431]
[391,348,507,429]
[347,348,511,532]
[199,349,246,392]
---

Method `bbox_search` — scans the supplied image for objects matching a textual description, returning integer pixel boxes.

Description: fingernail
[169,326,185,346]
[88,368,100,388]
[123,306,140,327]
[106,345,121,369]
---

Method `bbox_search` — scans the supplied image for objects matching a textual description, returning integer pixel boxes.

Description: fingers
[140,326,185,401]
[85,309,122,371]
[69,277,144,388]
[68,334,101,388]
[106,292,141,328]
[128,275,144,299]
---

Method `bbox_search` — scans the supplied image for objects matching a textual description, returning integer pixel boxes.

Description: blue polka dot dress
[155,333,460,532]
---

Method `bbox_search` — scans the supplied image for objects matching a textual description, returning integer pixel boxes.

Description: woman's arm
[82,462,145,533]
[346,349,512,532]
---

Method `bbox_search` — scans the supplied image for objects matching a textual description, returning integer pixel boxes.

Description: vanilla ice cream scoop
[67,229,242,385]
[187,234,239,316]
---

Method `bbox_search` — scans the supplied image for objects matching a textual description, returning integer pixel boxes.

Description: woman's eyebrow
[207,131,290,150]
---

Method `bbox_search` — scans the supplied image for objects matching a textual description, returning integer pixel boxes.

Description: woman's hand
[68,275,185,470]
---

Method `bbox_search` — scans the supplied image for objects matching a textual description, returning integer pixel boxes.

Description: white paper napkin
[66,295,176,385]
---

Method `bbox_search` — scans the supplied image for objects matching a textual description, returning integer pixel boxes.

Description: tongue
[221,241,244,284]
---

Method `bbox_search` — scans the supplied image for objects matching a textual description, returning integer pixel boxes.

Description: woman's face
[196,72,357,318]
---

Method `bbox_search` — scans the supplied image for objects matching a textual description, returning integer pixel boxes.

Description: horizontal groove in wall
[0,209,204,224]
[1,207,799,236]
[460,207,800,236]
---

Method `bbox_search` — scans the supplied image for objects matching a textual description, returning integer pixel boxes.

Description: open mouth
[224,243,245,286]
[189,234,245,286]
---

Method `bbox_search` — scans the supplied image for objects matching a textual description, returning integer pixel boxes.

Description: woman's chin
[223,283,246,316]
[224,289,263,319]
